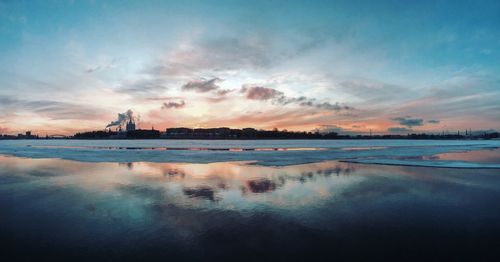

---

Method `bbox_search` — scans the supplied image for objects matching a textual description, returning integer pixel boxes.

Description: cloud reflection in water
[1,155,500,260]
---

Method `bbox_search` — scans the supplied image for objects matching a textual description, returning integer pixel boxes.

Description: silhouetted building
[16,131,38,139]
[67,127,499,140]
[126,119,136,132]
[126,129,160,139]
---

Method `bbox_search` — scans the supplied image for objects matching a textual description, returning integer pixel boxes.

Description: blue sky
[0,0,499,135]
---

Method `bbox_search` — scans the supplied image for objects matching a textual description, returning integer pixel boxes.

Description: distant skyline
[1,0,499,135]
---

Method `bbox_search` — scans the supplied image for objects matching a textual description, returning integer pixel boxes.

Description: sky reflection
[433,148,500,164]
[1,155,500,260]
[0,156,361,208]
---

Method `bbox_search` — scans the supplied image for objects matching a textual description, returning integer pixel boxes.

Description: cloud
[241,85,353,112]
[162,100,186,109]
[180,78,234,102]
[85,57,123,74]
[140,31,332,82]
[198,37,276,70]
[201,103,356,131]
[0,96,17,106]
[0,95,105,121]
[300,98,353,111]
[182,77,222,93]
[146,96,183,101]
[183,186,217,201]
[149,36,277,78]
[28,101,103,120]
[391,73,500,129]
[118,78,167,95]
[0,127,9,134]
[338,79,413,105]
[245,178,279,193]
[387,127,412,133]
[241,86,283,100]
[214,89,233,97]
[428,119,440,124]
[391,116,424,127]
[85,66,100,73]
[206,89,235,103]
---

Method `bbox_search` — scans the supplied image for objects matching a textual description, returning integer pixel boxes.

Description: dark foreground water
[1,155,500,261]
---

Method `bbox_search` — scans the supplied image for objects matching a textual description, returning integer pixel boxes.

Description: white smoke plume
[106,109,134,128]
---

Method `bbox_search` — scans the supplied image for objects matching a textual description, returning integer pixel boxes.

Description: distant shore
[2,127,498,140]
[2,136,499,140]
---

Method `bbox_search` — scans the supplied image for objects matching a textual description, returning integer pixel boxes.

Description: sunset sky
[1,0,499,135]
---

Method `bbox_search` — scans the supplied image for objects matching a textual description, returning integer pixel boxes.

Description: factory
[79,110,160,139]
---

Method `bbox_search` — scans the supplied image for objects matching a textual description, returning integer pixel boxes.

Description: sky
[1,0,499,135]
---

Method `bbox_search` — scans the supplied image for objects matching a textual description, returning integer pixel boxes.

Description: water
[1,139,500,167]
[434,148,500,164]
[1,141,500,260]
[4,138,499,149]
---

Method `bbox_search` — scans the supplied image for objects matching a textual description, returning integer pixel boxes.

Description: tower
[126,119,136,131]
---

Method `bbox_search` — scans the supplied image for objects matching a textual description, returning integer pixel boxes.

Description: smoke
[106,109,134,128]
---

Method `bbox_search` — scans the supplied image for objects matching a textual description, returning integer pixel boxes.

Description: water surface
[2,139,499,167]
[433,148,500,164]
[1,154,500,260]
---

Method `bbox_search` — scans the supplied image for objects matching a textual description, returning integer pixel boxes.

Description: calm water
[434,148,500,164]
[1,154,500,260]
